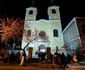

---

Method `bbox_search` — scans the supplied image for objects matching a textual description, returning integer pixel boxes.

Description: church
[21,0,64,58]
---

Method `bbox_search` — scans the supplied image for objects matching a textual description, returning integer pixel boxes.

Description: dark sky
[0,0,85,30]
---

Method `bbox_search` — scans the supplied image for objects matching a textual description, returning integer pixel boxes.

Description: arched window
[53,29,58,37]
[29,10,33,14]
[56,46,59,52]
[52,9,56,14]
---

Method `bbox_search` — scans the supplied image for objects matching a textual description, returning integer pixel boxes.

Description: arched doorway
[39,44,46,53]
[38,44,46,60]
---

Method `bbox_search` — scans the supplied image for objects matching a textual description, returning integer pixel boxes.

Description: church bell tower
[25,0,37,21]
[48,0,60,20]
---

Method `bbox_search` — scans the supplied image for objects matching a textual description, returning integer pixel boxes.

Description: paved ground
[0,61,65,70]
[0,61,85,70]
[66,63,85,70]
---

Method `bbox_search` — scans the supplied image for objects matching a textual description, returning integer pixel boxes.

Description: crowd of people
[0,50,26,66]
[0,50,85,68]
[2,51,21,64]
[37,51,85,68]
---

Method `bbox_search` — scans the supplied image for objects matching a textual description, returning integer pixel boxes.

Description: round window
[39,31,46,38]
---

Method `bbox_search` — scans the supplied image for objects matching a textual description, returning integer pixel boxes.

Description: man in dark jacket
[66,53,72,64]
[60,52,66,68]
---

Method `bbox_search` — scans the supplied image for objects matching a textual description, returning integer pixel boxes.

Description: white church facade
[21,5,64,58]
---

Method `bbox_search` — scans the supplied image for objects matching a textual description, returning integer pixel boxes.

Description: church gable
[36,19,49,22]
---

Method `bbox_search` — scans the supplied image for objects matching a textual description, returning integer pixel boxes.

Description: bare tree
[23,28,49,49]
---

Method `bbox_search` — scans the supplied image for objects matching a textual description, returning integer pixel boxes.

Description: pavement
[66,62,85,70]
[0,61,65,70]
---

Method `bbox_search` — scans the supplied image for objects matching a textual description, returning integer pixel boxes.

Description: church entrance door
[39,44,46,53]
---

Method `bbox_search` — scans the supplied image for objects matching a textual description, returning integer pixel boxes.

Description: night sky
[0,0,85,30]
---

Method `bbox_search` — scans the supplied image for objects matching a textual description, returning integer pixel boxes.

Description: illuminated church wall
[21,6,64,58]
